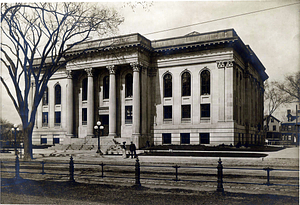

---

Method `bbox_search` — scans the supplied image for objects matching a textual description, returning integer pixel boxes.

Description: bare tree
[1,3,123,160]
[274,71,300,106]
[264,80,290,129]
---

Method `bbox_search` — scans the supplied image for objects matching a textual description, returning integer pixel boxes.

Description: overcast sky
[1,1,299,124]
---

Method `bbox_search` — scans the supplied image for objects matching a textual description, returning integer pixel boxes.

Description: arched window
[55,84,61,105]
[182,72,191,96]
[82,78,88,101]
[164,73,172,97]
[201,70,210,95]
[42,87,48,105]
[103,76,109,99]
[125,73,133,98]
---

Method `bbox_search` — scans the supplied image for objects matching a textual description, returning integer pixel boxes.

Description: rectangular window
[42,112,48,127]
[271,118,274,123]
[201,104,210,118]
[82,108,87,125]
[53,138,60,144]
[125,106,133,124]
[162,133,171,144]
[288,126,292,131]
[200,133,210,144]
[163,106,172,120]
[55,112,61,126]
[181,105,191,122]
[41,138,47,144]
[272,125,276,131]
[180,133,190,144]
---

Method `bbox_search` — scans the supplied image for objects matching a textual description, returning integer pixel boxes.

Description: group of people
[122,141,136,159]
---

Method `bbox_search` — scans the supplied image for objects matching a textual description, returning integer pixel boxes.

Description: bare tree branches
[274,71,300,105]
[1,2,123,159]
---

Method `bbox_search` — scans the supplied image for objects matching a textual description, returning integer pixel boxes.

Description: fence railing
[1,157,299,192]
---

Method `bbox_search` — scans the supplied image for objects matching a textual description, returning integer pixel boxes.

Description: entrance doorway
[99,115,109,136]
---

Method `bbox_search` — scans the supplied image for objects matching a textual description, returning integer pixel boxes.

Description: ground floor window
[200,133,210,144]
[41,137,47,144]
[180,133,190,144]
[53,138,60,144]
[125,106,133,124]
[162,133,171,144]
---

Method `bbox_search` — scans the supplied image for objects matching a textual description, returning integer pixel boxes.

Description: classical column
[107,65,117,137]
[85,68,94,137]
[66,71,73,137]
[131,62,141,136]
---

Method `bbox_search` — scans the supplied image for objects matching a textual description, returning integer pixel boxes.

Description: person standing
[129,142,136,158]
[122,142,127,158]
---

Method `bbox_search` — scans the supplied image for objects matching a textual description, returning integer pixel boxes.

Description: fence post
[100,162,104,178]
[135,157,141,186]
[173,165,180,181]
[41,161,45,175]
[217,158,224,192]
[263,167,273,186]
[15,155,20,179]
[69,156,75,182]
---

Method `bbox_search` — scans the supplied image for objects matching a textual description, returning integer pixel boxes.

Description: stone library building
[32,29,268,149]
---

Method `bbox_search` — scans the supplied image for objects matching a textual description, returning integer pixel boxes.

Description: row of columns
[65,63,142,138]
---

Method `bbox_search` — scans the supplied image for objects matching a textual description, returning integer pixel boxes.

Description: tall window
[82,78,88,101]
[164,74,172,97]
[201,70,210,95]
[163,106,172,120]
[42,87,48,105]
[82,108,87,125]
[125,106,133,124]
[103,76,109,99]
[201,104,210,118]
[55,112,61,126]
[125,73,133,98]
[182,72,191,96]
[182,105,191,121]
[55,84,61,105]
[42,112,48,127]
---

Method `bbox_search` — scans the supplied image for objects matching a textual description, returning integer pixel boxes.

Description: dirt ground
[1,178,299,205]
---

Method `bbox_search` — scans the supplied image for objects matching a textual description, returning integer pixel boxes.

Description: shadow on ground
[1,177,298,205]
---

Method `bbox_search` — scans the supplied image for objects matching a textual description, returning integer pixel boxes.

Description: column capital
[106,65,116,75]
[66,70,72,79]
[217,60,234,69]
[85,68,93,77]
[130,62,142,72]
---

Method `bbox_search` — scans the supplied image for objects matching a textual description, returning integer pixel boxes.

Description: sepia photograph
[1,1,299,204]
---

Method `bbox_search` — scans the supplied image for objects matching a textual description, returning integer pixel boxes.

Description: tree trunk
[23,123,34,160]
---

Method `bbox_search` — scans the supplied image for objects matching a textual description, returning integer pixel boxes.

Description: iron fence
[1,157,299,192]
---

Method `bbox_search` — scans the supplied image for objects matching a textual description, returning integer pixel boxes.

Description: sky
[1,0,300,124]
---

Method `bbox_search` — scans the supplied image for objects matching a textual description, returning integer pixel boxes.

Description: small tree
[1,3,123,159]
